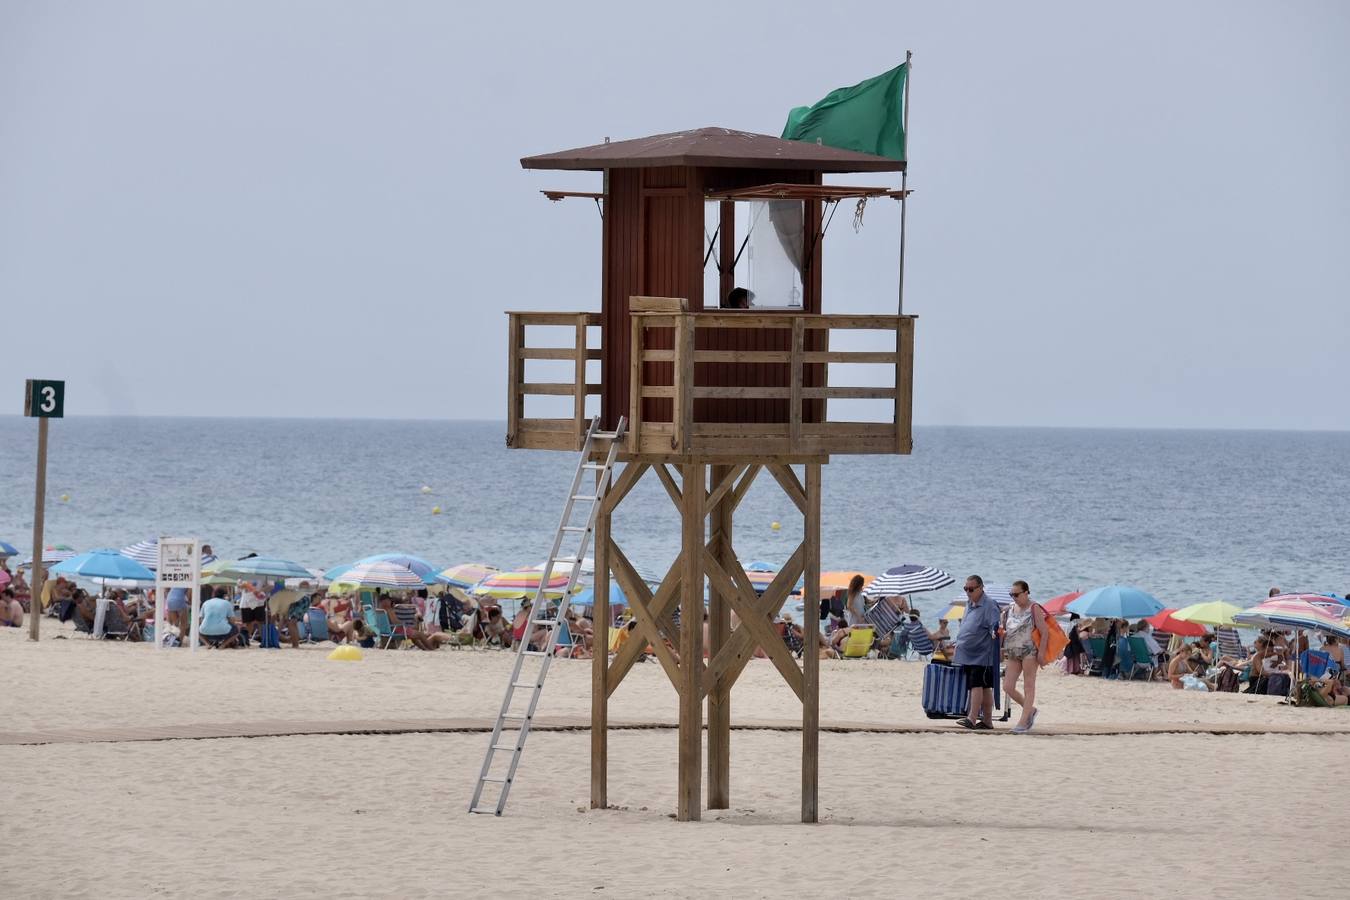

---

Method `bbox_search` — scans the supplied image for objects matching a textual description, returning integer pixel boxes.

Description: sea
[2,417,1347,620]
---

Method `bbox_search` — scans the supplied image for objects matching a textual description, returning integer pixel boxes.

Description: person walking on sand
[954,575,1001,730]
[1000,581,1049,733]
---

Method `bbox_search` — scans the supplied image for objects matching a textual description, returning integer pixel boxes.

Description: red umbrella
[1041,591,1083,616]
[1146,608,1207,637]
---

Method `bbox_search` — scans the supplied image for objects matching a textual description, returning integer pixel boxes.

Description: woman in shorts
[1000,580,1048,734]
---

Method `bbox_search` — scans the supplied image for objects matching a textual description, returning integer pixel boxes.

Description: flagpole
[898,49,912,317]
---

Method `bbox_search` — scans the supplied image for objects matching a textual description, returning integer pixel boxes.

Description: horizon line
[0,413,1346,436]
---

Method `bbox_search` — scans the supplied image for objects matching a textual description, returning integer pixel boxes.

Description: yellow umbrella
[941,602,965,622]
[1171,601,1243,627]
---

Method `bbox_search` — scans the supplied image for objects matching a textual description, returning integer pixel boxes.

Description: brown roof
[520,127,905,173]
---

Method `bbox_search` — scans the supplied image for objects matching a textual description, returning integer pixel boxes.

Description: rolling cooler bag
[921,660,1004,719]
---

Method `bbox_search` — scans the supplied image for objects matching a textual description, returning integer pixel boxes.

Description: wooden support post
[896,318,915,453]
[672,314,695,454]
[574,314,588,449]
[802,464,822,823]
[677,462,705,821]
[506,314,522,448]
[628,316,644,453]
[706,464,732,809]
[790,317,804,447]
[591,466,611,809]
[28,417,49,641]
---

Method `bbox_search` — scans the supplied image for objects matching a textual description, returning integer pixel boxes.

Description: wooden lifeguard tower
[498,127,914,823]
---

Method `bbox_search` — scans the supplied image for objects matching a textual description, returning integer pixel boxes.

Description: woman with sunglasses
[1001,580,1049,733]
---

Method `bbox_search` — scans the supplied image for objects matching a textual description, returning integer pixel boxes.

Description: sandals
[974,721,994,730]
[955,717,977,729]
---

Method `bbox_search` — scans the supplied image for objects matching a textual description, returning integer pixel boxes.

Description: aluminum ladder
[468,415,626,816]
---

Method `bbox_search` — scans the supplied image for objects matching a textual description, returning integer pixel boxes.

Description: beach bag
[259,623,281,649]
[1034,604,1069,668]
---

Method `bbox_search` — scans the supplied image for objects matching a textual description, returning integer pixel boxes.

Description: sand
[1,621,1344,898]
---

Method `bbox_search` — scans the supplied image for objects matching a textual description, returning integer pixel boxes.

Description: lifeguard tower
[472,126,914,823]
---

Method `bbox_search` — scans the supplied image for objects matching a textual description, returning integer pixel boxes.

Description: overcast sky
[2,0,1346,429]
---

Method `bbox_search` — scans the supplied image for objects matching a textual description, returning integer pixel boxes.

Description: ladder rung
[553,557,580,564]
[570,494,598,501]
[502,713,531,719]
[561,526,590,532]
[593,431,621,440]
[467,807,500,815]
[479,776,509,784]
[582,463,606,470]
[530,619,558,627]
[512,679,543,688]
[492,743,521,752]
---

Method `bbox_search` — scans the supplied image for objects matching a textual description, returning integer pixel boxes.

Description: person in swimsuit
[1000,580,1049,733]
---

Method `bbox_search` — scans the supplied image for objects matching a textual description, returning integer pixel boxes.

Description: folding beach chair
[303,607,329,643]
[864,597,902,636]
[363,608,398,649]
[1215,626,1245,660]
[1125,637,1155,680]
[1300,650,1331,679]
[841,626,876,659]
[391,604,421,647]
[1086,637,1107,676]
[902,620,936,661]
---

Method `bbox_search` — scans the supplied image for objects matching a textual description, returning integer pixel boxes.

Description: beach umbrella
[940,602,965,622]
[745,568,778,594]
[120,538,160,570]
[1065,585,1164,619]
[864,564,954,598]
[819,571,876,593]
[327,561,426,592]
[1145,608,1207,638]
[473,569,572,600]
[439,563,501,589]
[1254,593,1350,615]
[205,556,313,581]
[1041,591,1083,617]
[743,560,779,572]
[0,540,19,558]
[353,553,448,585]
[20,544,76,568]
[51,549,155,583]
[1233,597,1348,632]
[1171,600,1243,628]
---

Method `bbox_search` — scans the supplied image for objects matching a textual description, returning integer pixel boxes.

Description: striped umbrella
[0,540,19,558]
[1255,593,1350,615]
[354,553,447,585]
[121,538,160,569]
[473,569,571,600]
[440,563,500,589]
[1233,596,1349,634]
[864,564,954,598]
[20,544,76,568]
[328,561,426,592]
[745,569,778,594]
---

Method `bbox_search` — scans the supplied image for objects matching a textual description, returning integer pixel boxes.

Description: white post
[156,537,201,650]
[188,544,202,652]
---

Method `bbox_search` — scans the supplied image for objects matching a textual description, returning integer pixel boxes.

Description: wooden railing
[506,311,602,451]
[506,308,915,458]
[630,311,914,457]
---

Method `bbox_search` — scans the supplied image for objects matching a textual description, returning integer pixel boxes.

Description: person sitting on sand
[0,588,23,627]
[1323,635,1347,673]
[1311,676,1350,706]
[1168,649,1196,689]
[1262,645,1293,696]
[198,587,243,648]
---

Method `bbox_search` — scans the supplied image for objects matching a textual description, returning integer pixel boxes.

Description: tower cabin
[505,127,916,824]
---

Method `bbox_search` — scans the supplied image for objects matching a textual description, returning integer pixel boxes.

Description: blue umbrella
[1066,585,1164,619]
[52,549,155,582]
[0,540,19,557]
[572,583,627,608]
[354,553,448,585]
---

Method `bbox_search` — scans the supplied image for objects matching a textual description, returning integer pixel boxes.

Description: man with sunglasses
[954,575,1000,730]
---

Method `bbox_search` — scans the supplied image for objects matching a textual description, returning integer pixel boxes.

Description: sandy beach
[2,622,1345,898]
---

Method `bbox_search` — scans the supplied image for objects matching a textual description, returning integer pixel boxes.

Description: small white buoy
[420,485,432,494]
[60,493,70,503]
[431,506,442,515]
[770,521,781,531]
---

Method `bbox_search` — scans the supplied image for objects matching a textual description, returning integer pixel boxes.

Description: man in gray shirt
[954,574,1000,729]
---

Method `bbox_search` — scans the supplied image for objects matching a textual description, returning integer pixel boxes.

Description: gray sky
[3,0,1347,429]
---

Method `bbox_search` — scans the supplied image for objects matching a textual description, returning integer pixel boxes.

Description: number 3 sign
[24,380,65,418]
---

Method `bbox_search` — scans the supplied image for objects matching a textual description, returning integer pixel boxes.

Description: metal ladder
[469,415,626,816]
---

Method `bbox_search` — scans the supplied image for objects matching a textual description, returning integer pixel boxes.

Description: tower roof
[520,126,905,173]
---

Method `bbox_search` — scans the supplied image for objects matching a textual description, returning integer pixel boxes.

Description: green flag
[782,63,907,161]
